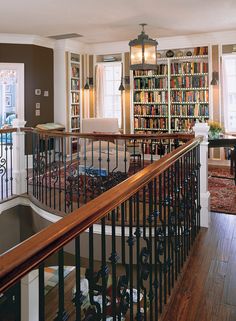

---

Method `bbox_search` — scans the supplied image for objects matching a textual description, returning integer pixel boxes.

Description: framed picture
[5,94,12,107]
[5,85,12,93]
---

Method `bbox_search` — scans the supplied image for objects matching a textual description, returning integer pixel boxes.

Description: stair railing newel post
[12,118,27,195]
[193,122,210,228]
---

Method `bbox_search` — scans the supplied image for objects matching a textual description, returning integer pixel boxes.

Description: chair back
[81,118,119,134]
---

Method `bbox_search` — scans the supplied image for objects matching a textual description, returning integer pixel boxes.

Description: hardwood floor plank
[161,213,236,321]
[223,237,236,307]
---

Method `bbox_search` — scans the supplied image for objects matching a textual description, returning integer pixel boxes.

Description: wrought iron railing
[0,128,16,201]
[0,136,201,321]
[26,129,193,214]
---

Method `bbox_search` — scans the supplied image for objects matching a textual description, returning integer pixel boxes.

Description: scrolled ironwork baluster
[128,196,135,321]
[134,191,142,321]
[39,262,45,321]
[54,248,69,321]
[75,236,82,321]
[101,217,108,321]
[148,181,154,321]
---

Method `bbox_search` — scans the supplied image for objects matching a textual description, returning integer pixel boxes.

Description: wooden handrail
[0,136,202,293]
[0,128,17,134]
[21,127,194,141]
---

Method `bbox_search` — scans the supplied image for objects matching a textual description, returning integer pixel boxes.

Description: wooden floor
[161,212,236,321]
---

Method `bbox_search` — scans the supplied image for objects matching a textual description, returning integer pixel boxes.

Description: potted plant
[208,121,223,139]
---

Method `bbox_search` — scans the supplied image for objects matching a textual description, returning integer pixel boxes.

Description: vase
[209,130,220,139]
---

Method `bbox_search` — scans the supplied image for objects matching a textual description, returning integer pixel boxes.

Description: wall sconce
[118,63,130,91]
[84,77,93,90]
[84,77,90,90]
[211,71,219,85]
[119,62,125,91]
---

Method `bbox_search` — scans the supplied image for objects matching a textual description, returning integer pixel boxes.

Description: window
[96,62,122,127]
[222,55,236,133]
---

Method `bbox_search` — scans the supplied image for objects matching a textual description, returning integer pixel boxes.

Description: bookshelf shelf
[134,88,168,92]
[171,101,209,104]
[171,73,208,76]
[131,46,210,134]
[134,127,168,131]
[134,114,168,118]
[170,54,208,60]
[170,87,209,91]
[134,75,167,79]
[133,102,168,105]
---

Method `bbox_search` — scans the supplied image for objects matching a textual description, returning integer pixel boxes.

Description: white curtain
[222,56,229,131]
[222,55,236,133]
[95,64,105,118]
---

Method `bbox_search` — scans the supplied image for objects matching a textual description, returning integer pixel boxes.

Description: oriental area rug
[208,166,236,215]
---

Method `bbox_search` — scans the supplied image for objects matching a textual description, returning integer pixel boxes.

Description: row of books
[134,77,168,90]
[133,64,168,76]
[71,117,80,129]
[193,46,208,55]
[171,118,195,131]
[171,90,209,102]
[170,75,208,88]
[171,62,208,74]
[134,104,168,116]
[170,104,209,117]
[71,65,80,78]
[141,143,168,155]
[134,91,168,103]
[134,117,167,129]
[71,92,80,103]
[71,79,80,91]
[71,105,80,116]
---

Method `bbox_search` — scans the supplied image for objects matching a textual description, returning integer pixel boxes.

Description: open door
[0,63,24,128]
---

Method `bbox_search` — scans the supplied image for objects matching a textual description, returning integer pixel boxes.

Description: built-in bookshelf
[68,52,81,150]
[131,46,210,133]
[133,62,169,133]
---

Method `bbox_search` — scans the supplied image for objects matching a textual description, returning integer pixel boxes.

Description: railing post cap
[193,122,209,141]
[12,119,26,128]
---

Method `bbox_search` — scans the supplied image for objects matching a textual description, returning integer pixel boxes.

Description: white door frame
[0,63,25,121]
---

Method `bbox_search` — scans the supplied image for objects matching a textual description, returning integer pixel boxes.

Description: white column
[193,122,210,228]
[21,270,39,321]
[12,119,27,195]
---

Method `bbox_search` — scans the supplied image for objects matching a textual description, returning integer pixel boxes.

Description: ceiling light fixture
[129,23,158,70]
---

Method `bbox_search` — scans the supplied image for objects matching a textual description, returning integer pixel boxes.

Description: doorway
[0,63,24,127]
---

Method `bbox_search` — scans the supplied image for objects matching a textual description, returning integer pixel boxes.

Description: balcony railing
[0,132,202,321]
[25,129,193,214]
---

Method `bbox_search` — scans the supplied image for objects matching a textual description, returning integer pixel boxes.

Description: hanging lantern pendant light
[129,23,158,70]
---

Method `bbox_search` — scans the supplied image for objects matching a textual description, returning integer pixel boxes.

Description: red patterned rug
[208,166,236,214]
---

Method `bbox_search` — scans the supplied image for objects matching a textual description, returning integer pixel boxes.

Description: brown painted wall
[0,44,54,127]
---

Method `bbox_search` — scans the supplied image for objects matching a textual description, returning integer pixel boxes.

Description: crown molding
[1,29,236,54]
[0,33,55,48]
[89,29,236,54]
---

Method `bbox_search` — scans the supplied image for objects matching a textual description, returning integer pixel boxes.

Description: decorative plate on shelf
[157,52,162,58]
[166,50,174,57]
[186,51,192,56]
[176,50,184,57]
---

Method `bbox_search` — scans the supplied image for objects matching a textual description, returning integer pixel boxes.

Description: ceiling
[1,0,236,44]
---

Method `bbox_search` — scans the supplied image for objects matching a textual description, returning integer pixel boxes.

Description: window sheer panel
[222,56,236,133]
[102,62,122,128]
